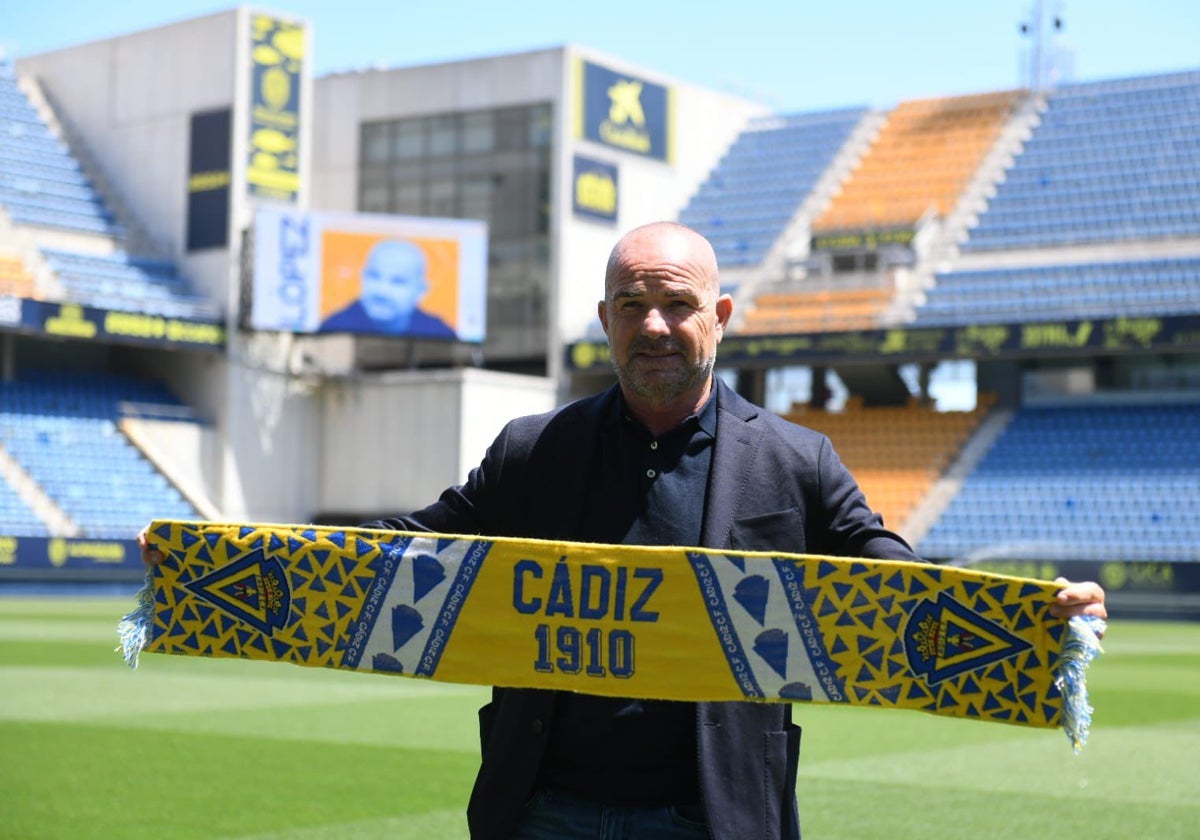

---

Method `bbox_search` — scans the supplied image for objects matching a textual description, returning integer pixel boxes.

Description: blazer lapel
[701,380,762,550]
[529,384,616,541]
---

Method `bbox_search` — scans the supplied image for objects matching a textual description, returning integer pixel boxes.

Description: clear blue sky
[2,1,1197,112]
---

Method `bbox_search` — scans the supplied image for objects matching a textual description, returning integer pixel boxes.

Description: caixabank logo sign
[576,59,672,163]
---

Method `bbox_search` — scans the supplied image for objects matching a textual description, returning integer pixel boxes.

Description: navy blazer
[381,379,919,839]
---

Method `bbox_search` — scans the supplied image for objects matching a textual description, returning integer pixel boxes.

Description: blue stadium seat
[964,70,1200,251]
[0,371,202,539]
[913,256,1200,327]
[41,248,223,321]
[0,63,126,239]
[677,108,867,267]
[918,403,1200,562]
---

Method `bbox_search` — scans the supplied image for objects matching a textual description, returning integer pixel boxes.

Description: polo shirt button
[646,469,657,479]
[531,718,544,735]
[650,441,658,450]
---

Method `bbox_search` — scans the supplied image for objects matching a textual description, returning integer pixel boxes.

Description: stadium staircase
[884,90,1047,325]
[722,109,886,332]
[678,107,870,271]
[734,91,1024,336]
[675,107,879,334]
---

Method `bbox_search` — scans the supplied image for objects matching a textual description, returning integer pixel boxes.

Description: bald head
[604,221,720,299]
[597,221,732,433]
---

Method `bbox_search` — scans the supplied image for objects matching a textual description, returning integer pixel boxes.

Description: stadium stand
[813,90,1022,235]
[0,371,200,539]
[963,70,1200,251]
[918,400,1200,563]
[677,108,867,268]
[914,256,1200,326]
[0,62,125,238]
[784,396,994,534]
[0,476,49,536]
[1,60,220,323]
[40,248,223,321]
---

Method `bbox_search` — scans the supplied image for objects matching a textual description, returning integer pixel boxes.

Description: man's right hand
[137,528,164,567]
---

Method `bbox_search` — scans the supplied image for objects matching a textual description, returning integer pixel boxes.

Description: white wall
[318,368,555,516]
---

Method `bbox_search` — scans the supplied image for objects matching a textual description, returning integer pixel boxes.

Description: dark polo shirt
[534,387,717,805]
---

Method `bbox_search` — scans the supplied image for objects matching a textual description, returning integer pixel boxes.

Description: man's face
[360,241,427,323]
[598,229,731,405]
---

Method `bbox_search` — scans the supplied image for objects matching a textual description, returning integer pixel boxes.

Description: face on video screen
[359,239,429,322]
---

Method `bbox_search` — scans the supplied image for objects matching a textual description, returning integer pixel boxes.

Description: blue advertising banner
[0,536,140,573]
[572,155,619,223]
[576,59,672,163]
[0,298,224,349]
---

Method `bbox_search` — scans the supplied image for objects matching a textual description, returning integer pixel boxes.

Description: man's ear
[597,299,609,334]
[714,294,733,339]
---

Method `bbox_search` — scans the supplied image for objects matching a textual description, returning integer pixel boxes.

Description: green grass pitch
[2,596,1198,839]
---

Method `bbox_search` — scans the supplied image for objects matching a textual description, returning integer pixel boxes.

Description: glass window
[528,104,553,148]
[391,182,423,215]
[461,111,495,154]
[429,114,459,156]
[361,122,391,164]
[460,178,492,222]
[393,121,425,159]
[428,179,456,216]
[359,179,390,213]
[495,107,530,150]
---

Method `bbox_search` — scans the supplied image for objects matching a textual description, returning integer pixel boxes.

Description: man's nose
[641,307,670,337]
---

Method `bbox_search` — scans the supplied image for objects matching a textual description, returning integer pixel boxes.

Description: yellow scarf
[121,520,1103,750]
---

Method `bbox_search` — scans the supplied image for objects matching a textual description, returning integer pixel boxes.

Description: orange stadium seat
[740,286,892,334]
[784,394,995,532]
[813,91,1022,234]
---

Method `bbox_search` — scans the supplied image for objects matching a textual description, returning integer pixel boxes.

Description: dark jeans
[509,790,709,840]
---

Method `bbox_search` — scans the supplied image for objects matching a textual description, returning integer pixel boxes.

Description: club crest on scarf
[183,548,290,635]
[904,591,1033,685]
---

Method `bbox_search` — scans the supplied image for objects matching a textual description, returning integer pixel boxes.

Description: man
[142,221,1106,838]
[362,222,1106,838]
[320,238,456,338]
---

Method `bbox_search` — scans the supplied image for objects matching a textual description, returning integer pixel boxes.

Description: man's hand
[1049,577,1107,630]
[137,528,164,567]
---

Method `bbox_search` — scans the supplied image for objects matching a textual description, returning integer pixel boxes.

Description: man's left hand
[1048,577,1107,631]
